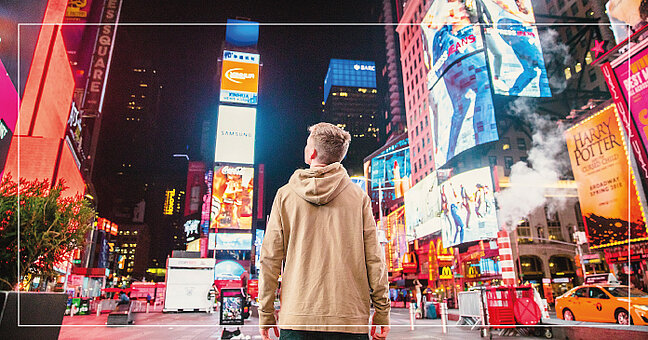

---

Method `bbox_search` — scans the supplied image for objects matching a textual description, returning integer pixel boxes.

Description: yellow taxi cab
[555,284,648,325]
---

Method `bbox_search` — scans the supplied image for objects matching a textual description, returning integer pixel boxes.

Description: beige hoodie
[258,162,390,334]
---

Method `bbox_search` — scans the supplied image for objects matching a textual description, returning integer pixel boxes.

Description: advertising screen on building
[369,138,411,211]
[612,41,648,191]
[214,105,256,164]
[565,105,648,248]
[215,233,253,250]
[226,19,259,47]
[220,50,260,105]
[324,59,377,101]
[210,166,254,230]
[421,0,498,168]
[184,220,200,243]
[386,207,407,272]
[440,167,498,247]
[404,172,442,241]
[481,0,551,97]
[185,161,205,216]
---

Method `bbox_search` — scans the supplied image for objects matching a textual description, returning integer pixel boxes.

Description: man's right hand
[370,315,390,340]
[260,326,279,340]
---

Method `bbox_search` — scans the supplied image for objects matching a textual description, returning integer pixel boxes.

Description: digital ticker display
[421,0,498,169]
[481,0,551,97]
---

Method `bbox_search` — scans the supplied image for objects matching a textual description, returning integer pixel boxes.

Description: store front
[605,242,648,292]
[519,255,546,299]
[548,255,577,298]
[459,241,502,291]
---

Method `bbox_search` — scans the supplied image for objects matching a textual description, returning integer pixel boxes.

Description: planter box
[0,291,67,339]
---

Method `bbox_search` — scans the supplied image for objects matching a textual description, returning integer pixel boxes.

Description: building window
[502,137,510,150]
[545,206,563,241]
[504,156,514,170]
[520,156,528,163]
[520,255,543,276]
[589,69,597,82]
[489,156,497,167]
[517,219,533,244]
[517,138,526,150]
[570,3,579,16]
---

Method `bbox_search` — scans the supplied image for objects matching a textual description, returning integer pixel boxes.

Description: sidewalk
[59,308,538,340]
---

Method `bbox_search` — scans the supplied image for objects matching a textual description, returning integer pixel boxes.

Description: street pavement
[59,307,540,340]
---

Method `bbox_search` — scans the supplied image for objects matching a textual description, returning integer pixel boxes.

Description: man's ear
[310,148,318,162]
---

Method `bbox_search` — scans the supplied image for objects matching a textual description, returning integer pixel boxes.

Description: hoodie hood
[288,162,351,205]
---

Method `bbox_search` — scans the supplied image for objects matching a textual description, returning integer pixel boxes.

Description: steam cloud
[496,98,571,231]
[539,29,572,94]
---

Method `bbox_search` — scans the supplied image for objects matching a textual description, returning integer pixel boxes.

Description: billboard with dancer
[421,0,498,168]
[480,0,551,97]
[440,167,498,247]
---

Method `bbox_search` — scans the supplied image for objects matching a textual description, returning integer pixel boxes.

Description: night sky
[110,0,386,212]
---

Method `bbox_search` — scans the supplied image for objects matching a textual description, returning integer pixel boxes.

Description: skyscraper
[395,0,435,185]
[322,59,380,175]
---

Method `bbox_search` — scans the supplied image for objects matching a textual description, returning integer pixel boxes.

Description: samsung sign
[214,105,256,164]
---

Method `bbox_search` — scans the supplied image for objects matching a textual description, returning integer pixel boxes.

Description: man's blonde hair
[308,122,351,164]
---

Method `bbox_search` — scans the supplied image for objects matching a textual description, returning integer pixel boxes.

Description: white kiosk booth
[163,257,216,312]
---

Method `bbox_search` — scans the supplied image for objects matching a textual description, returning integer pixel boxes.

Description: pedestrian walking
[258,122,391,340]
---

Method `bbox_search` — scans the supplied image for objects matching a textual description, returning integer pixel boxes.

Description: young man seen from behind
[259,122,391,340]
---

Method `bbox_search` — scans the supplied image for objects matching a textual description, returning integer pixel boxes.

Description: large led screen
[565,105,648,248]
[421,0,498,169]
[210,166,254,230]
[369,138,411,211]
[481,0,551,97]
[404,172,442,241]
[220,50,260,105]
[214,105,256,164]
[215,233,253,250]
[440,167,498,247]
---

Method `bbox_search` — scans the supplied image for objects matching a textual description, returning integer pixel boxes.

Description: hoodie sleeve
[258,192,285,328]
[362,196,391,325]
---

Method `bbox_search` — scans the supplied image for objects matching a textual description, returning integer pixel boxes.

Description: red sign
[402,262,418,274]
[248,279,259,299]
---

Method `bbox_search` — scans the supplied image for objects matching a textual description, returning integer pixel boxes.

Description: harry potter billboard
[565,105,648,248]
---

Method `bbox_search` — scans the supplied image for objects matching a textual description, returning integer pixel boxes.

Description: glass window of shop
[549,255,576,296]
[516,219,532,244]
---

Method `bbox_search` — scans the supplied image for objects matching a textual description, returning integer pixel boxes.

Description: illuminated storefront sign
[220,50,260,105]
[421,0,498,168]
[214,105,256,164]
[210,166,254,230]
[215,233,253,250]
[565,105,648,248]
[439,266,453,280]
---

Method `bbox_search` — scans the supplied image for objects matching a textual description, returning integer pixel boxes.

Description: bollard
[440,302,448,334]
[409,302,415,331]
[146,302,150,313]
[96,302,101,316]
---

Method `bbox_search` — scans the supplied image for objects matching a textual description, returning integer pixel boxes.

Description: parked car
[555,284,648,325]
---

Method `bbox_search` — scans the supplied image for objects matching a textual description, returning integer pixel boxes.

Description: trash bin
[425,302,437,319]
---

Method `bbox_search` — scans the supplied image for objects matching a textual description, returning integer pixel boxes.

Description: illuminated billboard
[210,166,254,230]
[215,233,253,250]
[404,172,442,241]
[214,105,256,164]
[226,19,259,47]
[439,167,498,247]
[481,0,551,97]
[220,50,260,105]
[369,137,411,211]
[421,0,498,169]
[324,59,377,101]
[185,161,205,216]
[565,105,648,248]
[184,220,200,243]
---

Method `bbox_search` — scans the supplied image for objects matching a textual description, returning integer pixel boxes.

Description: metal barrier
[457,290,483,328]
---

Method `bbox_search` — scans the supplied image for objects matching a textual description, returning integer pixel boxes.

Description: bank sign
[220,50,260,105]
